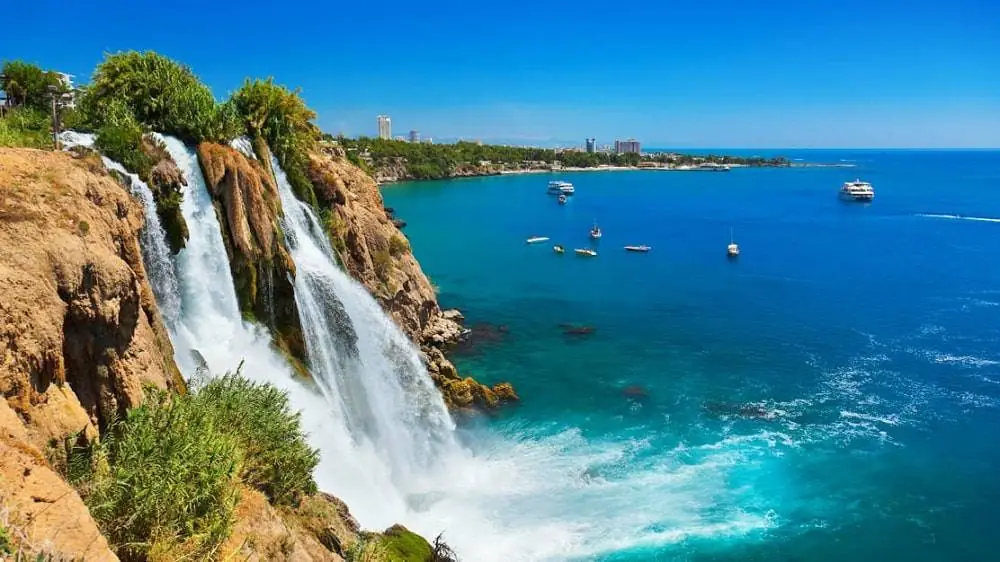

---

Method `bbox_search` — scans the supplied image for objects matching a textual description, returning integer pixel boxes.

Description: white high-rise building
[377,115,392,140]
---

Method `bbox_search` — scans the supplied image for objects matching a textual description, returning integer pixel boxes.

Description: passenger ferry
[548,180,575,195]
[839,179,875,202]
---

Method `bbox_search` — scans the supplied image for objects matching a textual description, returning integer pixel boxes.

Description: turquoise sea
[383,150,1000,561]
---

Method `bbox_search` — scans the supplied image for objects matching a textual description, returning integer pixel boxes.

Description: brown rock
[0,148,182,449]
[492,382,520,402]
[0,435,119,561]
[196,142,304,362]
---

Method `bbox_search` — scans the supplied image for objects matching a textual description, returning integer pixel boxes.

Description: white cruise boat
[548,180,575,195]
[839,179,875,202]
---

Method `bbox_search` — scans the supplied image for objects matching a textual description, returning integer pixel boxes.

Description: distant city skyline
[3,0,998,148]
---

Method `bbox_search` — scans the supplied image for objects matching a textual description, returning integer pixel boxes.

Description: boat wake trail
[916,213,1000,224]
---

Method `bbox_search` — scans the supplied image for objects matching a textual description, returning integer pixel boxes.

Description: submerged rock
[561,323,596,336]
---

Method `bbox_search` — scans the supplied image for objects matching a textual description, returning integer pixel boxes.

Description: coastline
[379,161,856,185]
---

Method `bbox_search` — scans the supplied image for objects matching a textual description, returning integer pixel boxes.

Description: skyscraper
[409,130,420,143]
[614,138,641,154]
[585,138,596,153]
[377,115,392,140]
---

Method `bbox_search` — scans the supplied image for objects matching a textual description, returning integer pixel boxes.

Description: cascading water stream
[271,155,459,487]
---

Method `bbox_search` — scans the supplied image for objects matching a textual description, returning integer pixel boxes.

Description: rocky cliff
[305,145,517,412]
[0,147,389,561]
[0,147,183,560]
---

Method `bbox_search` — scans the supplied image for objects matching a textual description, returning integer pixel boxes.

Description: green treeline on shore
[331,136,789,181]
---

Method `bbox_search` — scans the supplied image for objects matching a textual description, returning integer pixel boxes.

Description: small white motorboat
[625,245,651,252]
[575,248,597,257]
[558,194,567,204]
[553,244,565,254]
[526,236,550,244]
[590,221,602,240]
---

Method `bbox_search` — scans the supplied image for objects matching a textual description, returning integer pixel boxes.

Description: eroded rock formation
[196,142,304,364]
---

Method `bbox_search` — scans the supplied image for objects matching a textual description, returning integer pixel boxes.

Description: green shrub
[94,106,155,180]
[78,220,90,236]
[373,248,393,281]
[320,207,348,257]
[0,107,52,149]
[388,235,409,257]
[380,525,432,562]
[68,371,319,559]
[1,60,64,111]
[71,389,243,561]
[193,373,319,505]
[0,525,10,555]
[80,51,240,144]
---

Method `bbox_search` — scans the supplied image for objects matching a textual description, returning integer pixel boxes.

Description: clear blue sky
[3,0,998,147]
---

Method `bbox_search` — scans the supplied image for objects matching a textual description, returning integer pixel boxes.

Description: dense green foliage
[0,107,51,148]
[70,372,319,560]
[379,526,433,562]
[71,389,242,561]
[93,102,155,179]
[194,373,319,505]
[231,78,319,204]
[1,60,64,110]
[79,51,242,144]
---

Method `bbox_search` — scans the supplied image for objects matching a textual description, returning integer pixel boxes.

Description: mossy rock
[380,525,432,562]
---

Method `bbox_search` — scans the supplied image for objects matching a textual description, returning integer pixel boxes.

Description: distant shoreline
[381,161,858,184]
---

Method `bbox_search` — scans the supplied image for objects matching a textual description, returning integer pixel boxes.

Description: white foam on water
[916,213,1000,224]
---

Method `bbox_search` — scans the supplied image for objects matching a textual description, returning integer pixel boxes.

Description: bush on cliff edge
[70,371,319,560]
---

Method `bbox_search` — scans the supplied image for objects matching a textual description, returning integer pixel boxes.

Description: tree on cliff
[78,51,242,143]
[1,60,64,110]
[231,78,320,204]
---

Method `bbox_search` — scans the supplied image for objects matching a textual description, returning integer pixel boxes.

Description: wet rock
[561,324,596,336]
[622,385,648,398]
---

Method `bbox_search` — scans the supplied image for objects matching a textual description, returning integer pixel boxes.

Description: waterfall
[271,155,458,486]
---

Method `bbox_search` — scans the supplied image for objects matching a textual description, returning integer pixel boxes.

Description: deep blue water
[384,150,1000,561]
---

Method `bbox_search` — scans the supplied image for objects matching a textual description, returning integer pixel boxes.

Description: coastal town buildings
[586,138,596,153]
[409,130,420,143]
[377,114,392,139]
[615,138,641,154]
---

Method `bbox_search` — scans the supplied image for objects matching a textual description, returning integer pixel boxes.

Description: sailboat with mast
[727,227,740,257]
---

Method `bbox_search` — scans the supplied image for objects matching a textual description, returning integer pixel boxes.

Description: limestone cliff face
[196,142,304,364]
[0,147,186,560]
[306,145,517,412]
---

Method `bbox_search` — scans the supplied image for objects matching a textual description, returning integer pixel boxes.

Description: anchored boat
[548,180,575,195]
[625,245,651,252]
[575,248,597,257]
[553,244,565,254]
[727,228,740,257]
[839,179,875,202]
[526,236,550,244]
[590,221,602,240]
